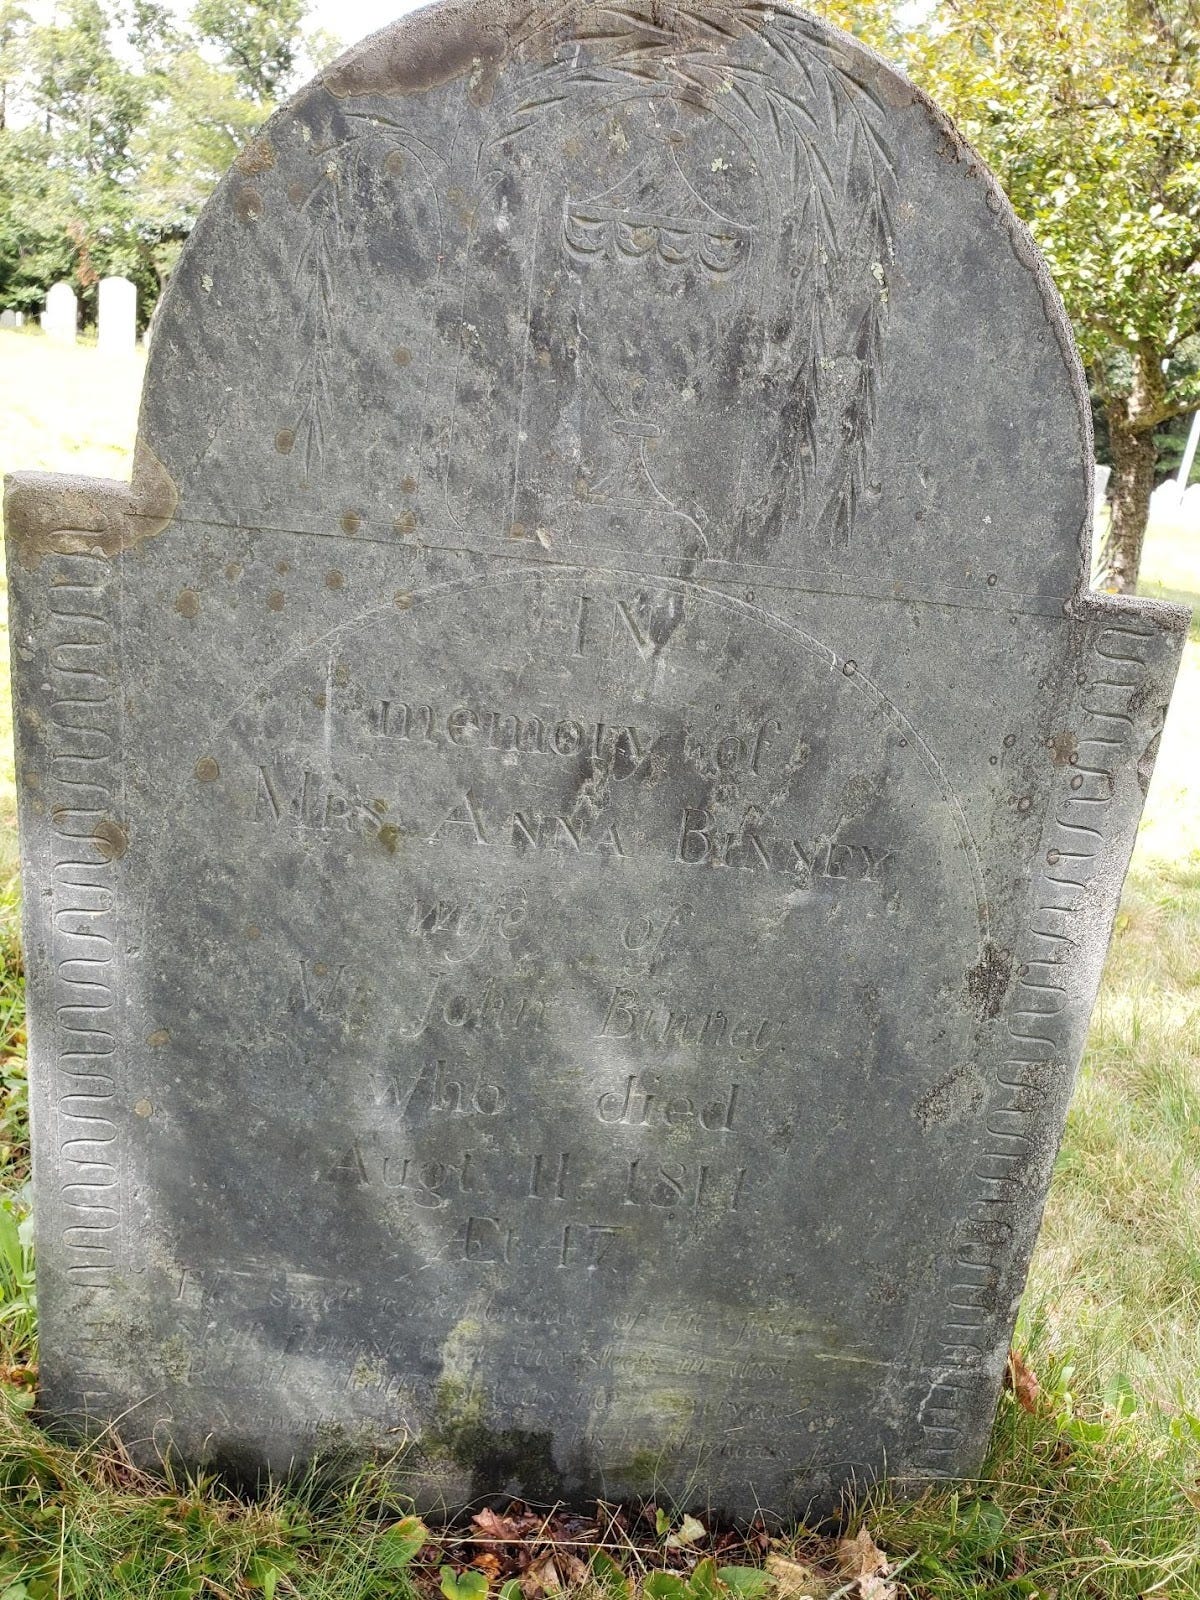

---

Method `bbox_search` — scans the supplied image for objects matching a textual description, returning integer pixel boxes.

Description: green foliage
[819,0,1200,385]
[714,1570,772,1599]
[870,1354,1200,1597]
[591,1550,635,1600]
[375,1515,428,1571]
[0,872,31,1414]
[812,0,1200,586]
[0,128,74,314]
[131,47,264,246]
[0,1196,34,1402]
[0,873,28,1188]
[644,1558,773,1600]
[0,3,32,133]
[440,1565,489,1600]
[0,0,330,321]
[644,1557,721,1600]
[0,1406,433,1600]
[27,0,148,181]
[191,0,309,102]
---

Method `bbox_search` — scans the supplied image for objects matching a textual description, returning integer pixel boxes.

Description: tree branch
[1143,396,1200,427]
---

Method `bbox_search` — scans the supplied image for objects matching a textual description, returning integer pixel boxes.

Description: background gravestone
[97,277,137,354]
[4,0,1188,1519]
[0,311,16,330]
[42,282,76,343]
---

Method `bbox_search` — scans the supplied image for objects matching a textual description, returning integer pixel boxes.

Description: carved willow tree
[815,0,1200,592]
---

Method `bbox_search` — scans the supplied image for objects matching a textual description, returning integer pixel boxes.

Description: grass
[0,326,1197,1595]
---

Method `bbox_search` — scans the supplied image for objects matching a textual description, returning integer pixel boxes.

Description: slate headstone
[3,0,1188,1519]
[43,282,77,344]
[97,277,137,354]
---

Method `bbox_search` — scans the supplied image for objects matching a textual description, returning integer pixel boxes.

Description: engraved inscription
[255,764,388,837]
[387,1057,507,1117]
[397,977,546,1040]
[676,809,893,883]
[559,1224,626,1271]
[146,558,996,1515]
[599,987,778,1057]
[375,697,655,780]
[408,890,529,962]
[595,1074,740,1132]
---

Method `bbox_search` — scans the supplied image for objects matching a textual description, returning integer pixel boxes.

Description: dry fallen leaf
[1006,1348,1040,1414]
[835,1529,897,1600]
[521,1552,562,1599]
[764,1552,830,1599]
[558,1552,588,1585]
[836,1528,890,1581]
[857,1578,896,1600]
[666,1514,708,1549]
[472,1507,523,1542]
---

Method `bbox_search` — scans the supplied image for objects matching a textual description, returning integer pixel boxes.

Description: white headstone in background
[0,311,16,329]
[1181,481,1200,529]
[44,282,77,344]
[1151,479,1184,520]
[98,276,137,353]
[13,312,23,327]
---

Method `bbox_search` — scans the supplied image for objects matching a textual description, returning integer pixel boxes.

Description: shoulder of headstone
[3,443,177,573]
[1070,588,1191,638]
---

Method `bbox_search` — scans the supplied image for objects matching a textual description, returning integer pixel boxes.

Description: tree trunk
[1099,408,1157,592]
[1096,346,1163,594]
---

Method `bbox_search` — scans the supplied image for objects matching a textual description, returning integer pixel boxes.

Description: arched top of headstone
[43,280,77,344]
[135,0,1093,603]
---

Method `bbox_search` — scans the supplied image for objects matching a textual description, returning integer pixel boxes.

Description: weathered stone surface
[97,277,138,354]
[4,0,1188,1519]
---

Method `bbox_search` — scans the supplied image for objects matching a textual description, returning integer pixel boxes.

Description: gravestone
[4,0,1188,1518]
[0,310,16,330]
[97,277,137,354]
[43,282,77,343]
